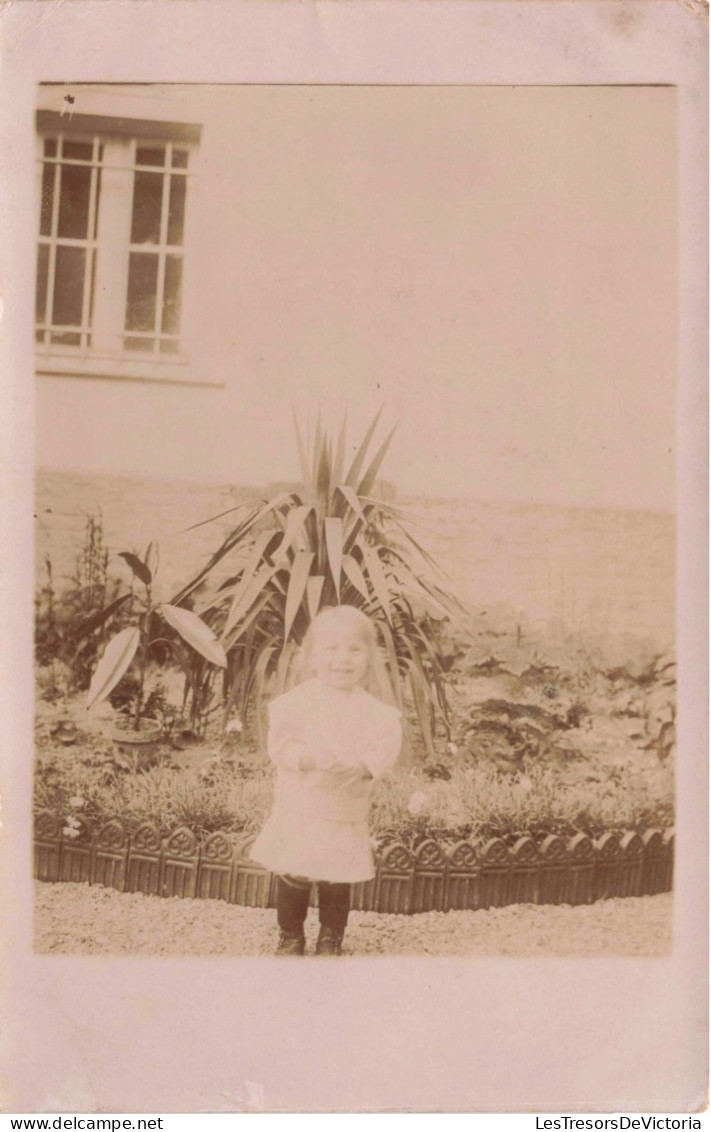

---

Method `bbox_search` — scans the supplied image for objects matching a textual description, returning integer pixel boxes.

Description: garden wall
[36,468,675,643]
[34,812,674,914]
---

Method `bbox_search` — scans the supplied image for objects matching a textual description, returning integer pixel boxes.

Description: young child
[250,605,402,956]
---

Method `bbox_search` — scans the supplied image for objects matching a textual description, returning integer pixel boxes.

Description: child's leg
[316,882,350,954]
[275,875,311,954]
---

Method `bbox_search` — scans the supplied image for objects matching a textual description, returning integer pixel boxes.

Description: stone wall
[35,468,674,645]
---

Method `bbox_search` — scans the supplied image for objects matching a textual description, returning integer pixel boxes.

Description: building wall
[34,84,677,512]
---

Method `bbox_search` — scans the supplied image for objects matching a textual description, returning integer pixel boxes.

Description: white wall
[35,84,677,510]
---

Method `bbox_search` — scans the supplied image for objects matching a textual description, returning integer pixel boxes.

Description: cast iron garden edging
[33,810,674,913]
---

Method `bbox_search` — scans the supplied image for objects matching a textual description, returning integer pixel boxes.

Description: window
[35,110,201,383]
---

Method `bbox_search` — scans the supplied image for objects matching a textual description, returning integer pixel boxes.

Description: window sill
[35,351,224,389]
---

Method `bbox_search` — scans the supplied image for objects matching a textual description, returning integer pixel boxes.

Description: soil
[34,881,672,957]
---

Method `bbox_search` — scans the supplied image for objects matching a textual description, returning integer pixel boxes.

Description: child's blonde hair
[300,605,396,703]
[302,604,378,666]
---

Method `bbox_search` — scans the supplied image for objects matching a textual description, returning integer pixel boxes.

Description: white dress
[250,678,402,883]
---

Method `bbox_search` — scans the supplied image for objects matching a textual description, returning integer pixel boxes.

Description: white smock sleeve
[360,705,403,780]
[266,692,310,772]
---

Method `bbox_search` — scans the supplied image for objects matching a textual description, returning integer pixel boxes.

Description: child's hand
[329,763,372,789]
[300,748,336,772]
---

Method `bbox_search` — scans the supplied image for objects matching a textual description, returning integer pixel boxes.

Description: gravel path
[34,882,672,957]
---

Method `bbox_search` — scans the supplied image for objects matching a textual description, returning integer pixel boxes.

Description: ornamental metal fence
[33,810,673,914]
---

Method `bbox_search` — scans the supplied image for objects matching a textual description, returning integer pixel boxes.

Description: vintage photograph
[32,81,677,961]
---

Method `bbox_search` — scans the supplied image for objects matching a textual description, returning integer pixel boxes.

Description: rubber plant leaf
[118,552,152,586]
[143,541,160,579]
[73,593,132,641]
[86,626,141,709]
[159,604,228,668]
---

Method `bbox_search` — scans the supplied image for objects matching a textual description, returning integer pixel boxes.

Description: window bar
[153,146,172,357]
[41,151,62,349]
[78,137,100,353]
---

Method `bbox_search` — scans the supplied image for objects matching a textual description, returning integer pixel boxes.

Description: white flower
[446,742,459,756]
[407,791,426,815]
[518,776,533,793]
[68,796,85,809]
[62,826,80,839]
[225,718,243,735]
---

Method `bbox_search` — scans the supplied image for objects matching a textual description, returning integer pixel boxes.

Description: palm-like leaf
[171,410,466,754]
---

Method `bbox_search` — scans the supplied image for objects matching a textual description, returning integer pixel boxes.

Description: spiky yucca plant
[173,410,462,754]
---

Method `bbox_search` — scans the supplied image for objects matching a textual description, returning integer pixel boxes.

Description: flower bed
[34,810,673,915]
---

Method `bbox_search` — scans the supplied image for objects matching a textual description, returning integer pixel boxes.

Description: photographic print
[32,80,676,960]
[2,0,706,1115]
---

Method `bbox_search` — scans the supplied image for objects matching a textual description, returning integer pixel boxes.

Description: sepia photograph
[1,0,706,1115]
[32,80,676,961]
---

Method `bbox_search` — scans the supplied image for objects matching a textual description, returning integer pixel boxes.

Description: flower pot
[110,717,163,772]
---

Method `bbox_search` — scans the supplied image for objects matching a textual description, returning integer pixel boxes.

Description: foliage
[171,411,464,754]
[441,606,676,770]
[86,541,228,732]
[34,743,672,846]
[369,761,673,848]
[35,516,128,694]
[35,750,272,840]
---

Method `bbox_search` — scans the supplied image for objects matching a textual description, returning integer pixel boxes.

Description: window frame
[35,110,205,386]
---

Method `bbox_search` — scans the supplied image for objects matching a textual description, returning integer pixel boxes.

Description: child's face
[310,623,369,690]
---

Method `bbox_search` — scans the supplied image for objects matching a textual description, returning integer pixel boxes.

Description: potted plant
[86,542,228,770]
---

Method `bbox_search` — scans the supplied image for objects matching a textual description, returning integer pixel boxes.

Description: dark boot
[315,927,343,956]
[316,882,350,956]
[276,931,306,956]
[275,875,310,956]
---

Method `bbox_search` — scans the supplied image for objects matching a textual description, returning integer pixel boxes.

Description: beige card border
[0,0,707,1114]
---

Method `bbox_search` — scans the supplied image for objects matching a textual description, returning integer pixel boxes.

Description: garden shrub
[35,516,129,695]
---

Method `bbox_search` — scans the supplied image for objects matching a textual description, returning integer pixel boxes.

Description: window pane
[167,174,186,246]
[52,245,86,326]
[172,150,189,169]
[161,255,183,335]
[130,171,163,244]
[35,244,49,323]
[43,138,58,158]
[57,163,92,239]
[50,331,81,346]
[125,252,159,332]
[136,146,166,167]
[159,339,180,354]
[124,336,154,352]
[63,140,93,162]
[40,163,55,236]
